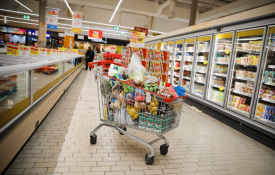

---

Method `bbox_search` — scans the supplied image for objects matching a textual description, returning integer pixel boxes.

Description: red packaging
[153,61,162,73]
[153,50,162,61]
[150,62,154,72]
[152,73,161,79]
[141,48,150,60]
[161,62,169,74]
[131,47,141,58]
[161,50,170,62]
[167,86,178,97]
[141,60,149,70]
[175,61,181,68]
[162,74,169,83]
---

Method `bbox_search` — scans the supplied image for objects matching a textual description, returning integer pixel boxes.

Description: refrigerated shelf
[197,71,207,74]
[195,80,205,84]
[183,76,191,80]
[214,73,227,77]
[261,98,275,104]
[235,77,255,82]
[231,89,253,97]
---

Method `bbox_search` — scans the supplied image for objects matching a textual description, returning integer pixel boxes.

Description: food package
[131,47,141,58]
[157,87,174,98]
[142,75,159,84]
[153,61,162,73]
[167,86,179,98]
[128,53,146,85]
[141,48,150,60]
[117,91,126,106]
[161,74,169,83]
[161,62,169,74]
[108,64,126,77]
[153,50,162,61]
[134,88,145,102]
[141,60,149,71]
[240,57,247,65]
[110,98,121,109]
[253,56,259,65]
[161,51,170,62]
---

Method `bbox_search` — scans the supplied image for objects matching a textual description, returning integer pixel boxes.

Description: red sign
[88,29,103,39]
[134,27,148,36]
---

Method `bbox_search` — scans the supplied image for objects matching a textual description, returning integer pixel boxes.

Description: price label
[203,60,208,64]
[19,46,30,57]
[219,85,225,91]
[51,49,58,56]
[39,48,47,56]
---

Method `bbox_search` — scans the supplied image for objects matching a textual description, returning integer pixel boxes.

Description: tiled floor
[5,69,275,175]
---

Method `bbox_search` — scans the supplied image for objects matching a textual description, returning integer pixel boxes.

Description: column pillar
[38,0,47,48]
[189,0,198,26]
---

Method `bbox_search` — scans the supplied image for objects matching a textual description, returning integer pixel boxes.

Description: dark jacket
[85,49,95,61]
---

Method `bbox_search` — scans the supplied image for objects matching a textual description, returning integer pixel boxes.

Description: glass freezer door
[226,28,265,117]
[167,42,174,84]
[192,36,212,98]
[182,38,196,93]
[206,32,234,106]
[173,40,183,86]
[253,26,275,127]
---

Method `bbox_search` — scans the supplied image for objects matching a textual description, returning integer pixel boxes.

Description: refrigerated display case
[226,28,265,117]
[206,32,234,106]
[173,40,183,86]
[181,38,196,93]
[253,26,275,127]
[191,35,212,98]
[167,42,174,84]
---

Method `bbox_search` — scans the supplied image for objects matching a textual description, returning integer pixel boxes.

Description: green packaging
[146,113,155,132]
[138,113,146,130]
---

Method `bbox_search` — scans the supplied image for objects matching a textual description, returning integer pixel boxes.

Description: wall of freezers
[146,22,275,131]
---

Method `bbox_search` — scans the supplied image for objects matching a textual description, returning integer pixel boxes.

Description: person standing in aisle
[45,41,52,49]
[85,47,94,70]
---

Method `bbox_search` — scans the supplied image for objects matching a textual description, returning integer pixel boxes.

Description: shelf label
[203,60,208,64]
[219,85,224,91]
[19,46,30,57]
[39,48,47,56]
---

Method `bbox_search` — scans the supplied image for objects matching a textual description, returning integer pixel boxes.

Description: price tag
[203,60,208,64]
[39,48,47,56]
[19,46,30,57]
[51,49,58,56]
[219,85,225,91]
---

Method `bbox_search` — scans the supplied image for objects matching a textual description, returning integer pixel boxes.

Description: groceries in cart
[99,53,186,134]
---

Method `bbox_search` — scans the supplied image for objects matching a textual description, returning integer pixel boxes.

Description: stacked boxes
[256,103,275,121]
[228,95,250,113]
[194,85,204,95]
[210,90,224,103]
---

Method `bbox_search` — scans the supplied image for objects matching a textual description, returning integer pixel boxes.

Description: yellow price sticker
[175,67,179,70]
[219,85,225,91]
[203,60,208,64]
[225,48,230,54]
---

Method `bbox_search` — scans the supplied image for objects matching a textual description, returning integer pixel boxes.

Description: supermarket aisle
[4,69,275,175]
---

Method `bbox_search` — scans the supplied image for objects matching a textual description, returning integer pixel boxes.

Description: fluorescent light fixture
[64,0,73,15]
[15,0,32,12]
[109,0,122,23]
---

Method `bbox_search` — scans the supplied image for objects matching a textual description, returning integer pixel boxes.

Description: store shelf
[236,37,263,41]
[263,82,275,86]
[196,71,206,74]
[197,61,205,63]
[183,76,191,80]
[195,80,205,84]
[212,84,224,89]
[217,50,226,52]
[215,62,229,65]
[185,60,193,62]
[236,49,260,54]
[208,98,223,105]
[174,74,179,77]
[228,105,249,115]
[214,73,227,77]
[235,63,258,67]
[268,65,275,69]
[231,89,252,97]
[186,51,194,53]
[198,50,209,53]
[261,98,275,104]
[254,116,275,126]
[184,69,192,71]
[235,77,255,82]
[175,60,181,62]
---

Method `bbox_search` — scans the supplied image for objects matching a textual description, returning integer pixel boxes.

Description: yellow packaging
[253,56,259,65]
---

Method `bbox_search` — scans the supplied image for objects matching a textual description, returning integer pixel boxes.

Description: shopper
[74,44,78,49]
[45,42,52,49]
[85,47,94,71]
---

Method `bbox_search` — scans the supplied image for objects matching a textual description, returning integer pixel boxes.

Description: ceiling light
[15,0,32,12]
[109,0,123,23]
[64,0,73,15]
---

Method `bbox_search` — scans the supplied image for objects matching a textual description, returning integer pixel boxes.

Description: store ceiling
[146,0,238,14]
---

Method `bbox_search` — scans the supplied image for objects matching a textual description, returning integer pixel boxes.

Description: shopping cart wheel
[145,153,155,165]
[160,144,169,155]
[90,135,97,144]
[119,127,127,135]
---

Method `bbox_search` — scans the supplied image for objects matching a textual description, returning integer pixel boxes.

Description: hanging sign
[51,49,58,56]
[47,8,58,30]
[130,31,145,48]
[19,46,30,56]
[88,29,103,40]
[72,12,82,33]
[39,48,47,56]
[7,43,19,56]
[134,27,148,36]
[31,46,39,55]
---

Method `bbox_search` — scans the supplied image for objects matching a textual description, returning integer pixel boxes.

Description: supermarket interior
[1,0,275,175]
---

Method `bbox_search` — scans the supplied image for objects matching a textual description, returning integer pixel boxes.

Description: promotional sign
[27,30,38,37]
[51,49,58,56]
[64,36,74,49]
[110,45,116,53]
[130,31,145,48]
[78,49,86,55]
[134,27,148,36]
[47,8,58,30]
[0,27,26,34]
[72,12,82,33]
[31,46,39,55]
[78,35,84,40]
[46,32,51,39]
[7,43,19,56]
[47,49,51,55]
[58,48,66,56]
[88,29,103,40]
[39,48,47,56]
[19,46,30,57]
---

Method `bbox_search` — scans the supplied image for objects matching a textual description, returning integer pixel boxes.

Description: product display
[192,36,211,97]
[226,28,264,117]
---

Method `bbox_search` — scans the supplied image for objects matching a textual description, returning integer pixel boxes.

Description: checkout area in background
[0,26,26,45]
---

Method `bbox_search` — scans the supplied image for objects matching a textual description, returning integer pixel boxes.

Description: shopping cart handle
[88,61,126,69]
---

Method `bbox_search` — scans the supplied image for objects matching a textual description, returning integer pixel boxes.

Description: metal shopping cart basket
[88,61,186,165]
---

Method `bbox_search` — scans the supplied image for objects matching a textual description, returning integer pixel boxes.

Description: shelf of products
[253,26,275,127]
[167,43,174,84]
[172,40,183,86]
[226,28,264,116]
[192,36,211,98]
[182,38,195,93]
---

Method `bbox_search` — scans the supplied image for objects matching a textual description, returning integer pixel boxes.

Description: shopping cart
[88,61,186,165]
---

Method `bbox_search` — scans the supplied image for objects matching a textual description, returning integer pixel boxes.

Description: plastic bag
[108,64,126,77]
[117,91,126,106]
[110,98,121,109]
[128,53,146,85]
